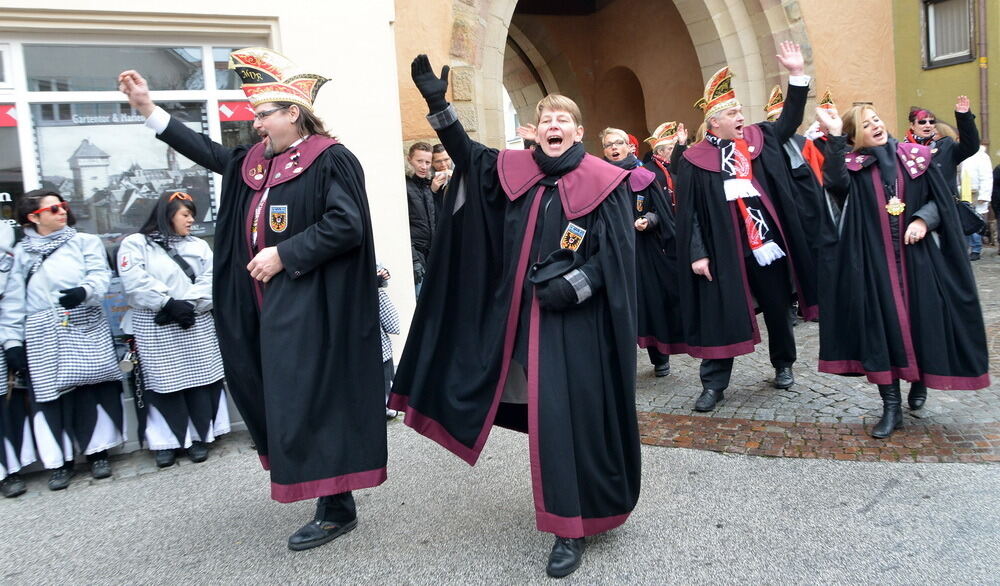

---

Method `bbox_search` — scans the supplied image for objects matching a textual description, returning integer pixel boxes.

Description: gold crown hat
[818,88,837,111]
[693,66,740,119]
[764,85,784,122]
[229,47,329,112]
[645,121,679,149]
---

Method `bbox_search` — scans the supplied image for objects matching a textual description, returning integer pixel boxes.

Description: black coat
[818,135,989,389]
[156,119,387,501]
[406,174,437,275]
[390,115,640,538]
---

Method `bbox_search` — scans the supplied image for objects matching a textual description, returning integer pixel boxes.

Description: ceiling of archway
[513,0,616,16]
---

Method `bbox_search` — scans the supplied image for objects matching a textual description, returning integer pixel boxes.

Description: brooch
[885,196,905,216]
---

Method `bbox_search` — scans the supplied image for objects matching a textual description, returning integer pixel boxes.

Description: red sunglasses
[30,201,69,215]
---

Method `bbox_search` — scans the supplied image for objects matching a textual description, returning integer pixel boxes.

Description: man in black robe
[118,47,386,551]
[390,55,639,579]
[675,41,817,412]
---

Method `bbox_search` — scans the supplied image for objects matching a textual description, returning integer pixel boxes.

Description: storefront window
[0,104,21,233]
[214,47,243,90]
[24,45,203,91]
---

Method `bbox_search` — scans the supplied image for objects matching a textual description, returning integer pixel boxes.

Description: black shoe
[694,388,724,412]
[154,449,177,468]
[48,466,75,491]
[1,473,26,498]
[871,383,903,439]
[654,363,670,377]
[287,518,358,551]
[773,367,794,389]
[908,382,927,410]
[187,442,208,463]
[970,252,981,261]
[546,536,585,578]
[91,458,112,479]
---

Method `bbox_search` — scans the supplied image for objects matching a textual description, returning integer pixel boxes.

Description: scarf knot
[22,226,78,277]
[532,142,586,178]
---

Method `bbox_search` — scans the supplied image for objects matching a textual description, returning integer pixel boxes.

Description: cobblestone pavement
[636,250,1000,462]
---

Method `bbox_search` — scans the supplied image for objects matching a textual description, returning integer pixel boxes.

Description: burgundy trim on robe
[683,125,765,171]
[628,166,657,192]
[241,135,340,191]
[637,336,690,356]
[498,150,629,220]
[271,468,388,503]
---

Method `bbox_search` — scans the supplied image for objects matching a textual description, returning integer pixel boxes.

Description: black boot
[694,388,724,412]
[871,382,903,439]
[546,536,585,578]
[908,381,927,410]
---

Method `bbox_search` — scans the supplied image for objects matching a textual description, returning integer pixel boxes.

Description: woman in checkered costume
[0,190,126,490]
[117,191,230,468]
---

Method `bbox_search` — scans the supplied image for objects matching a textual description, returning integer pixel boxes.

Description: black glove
[535,277,578,312]
[411,54,450,114]
[4,346,27,374]
[58,287,87,309]
[155,298,196,329]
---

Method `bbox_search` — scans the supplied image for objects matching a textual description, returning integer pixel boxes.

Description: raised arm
[768,41,809,143]
[953,95,981,164]
[816,107,850,203]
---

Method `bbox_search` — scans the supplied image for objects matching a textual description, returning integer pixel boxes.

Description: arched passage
[593,67,648,153]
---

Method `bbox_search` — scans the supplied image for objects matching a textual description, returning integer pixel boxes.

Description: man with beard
[117,47,386,551]
[390,55,639,579]
[602,127,685,376]
[675,41,818,412]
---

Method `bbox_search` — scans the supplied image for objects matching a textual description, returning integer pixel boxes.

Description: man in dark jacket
[406,142,443,294]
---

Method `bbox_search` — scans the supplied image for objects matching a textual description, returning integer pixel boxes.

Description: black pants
[647,348,670,367]
[315,491,356,523]
[700,257,796,390]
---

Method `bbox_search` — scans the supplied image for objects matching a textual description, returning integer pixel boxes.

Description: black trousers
[647,347,670,366]
[700,257,796,390]
[315,491,356,523]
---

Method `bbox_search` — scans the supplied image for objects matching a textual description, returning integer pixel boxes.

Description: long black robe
[156,118,387,502]
[781,134,826,272]
[390,115,640,538]
[674,81,817,358]
[818,135,989,389]
[905,110,980,195]
[628,164,685,354]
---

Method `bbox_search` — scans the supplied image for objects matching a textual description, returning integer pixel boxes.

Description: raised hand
[118,70,156,117]
[776,41,805,77]
[411,54,450,114]
[815,106,842,136]
[516,123,537,143]
[677,123,689,145]
[956,95,970,114]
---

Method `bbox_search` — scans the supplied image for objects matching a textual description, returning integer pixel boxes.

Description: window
[924,0,974,68]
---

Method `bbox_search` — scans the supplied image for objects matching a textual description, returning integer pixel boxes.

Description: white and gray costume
[0,227,125,470]
[0,221,37,480]
[117,233,229,450]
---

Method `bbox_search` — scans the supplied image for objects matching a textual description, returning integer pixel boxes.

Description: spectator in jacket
[406,142,443,295]
[959,145,993,260]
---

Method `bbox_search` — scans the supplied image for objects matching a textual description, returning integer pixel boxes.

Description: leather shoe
[187,442,208,463]
[654,363,670,377]
[48,466,75,490]
[91,458,112,479]
[155,449,177,468]
[1,473,26,498]
[546,536,585,578]
[773,367,794,389]
[288,518,358,551]
[908,382,927,410]
[694,388,724,412]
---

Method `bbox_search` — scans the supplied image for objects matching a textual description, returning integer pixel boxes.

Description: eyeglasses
[30,201,68,215]
[169,192,193,202]
[603,139,626,149]
[916,119,936,125]
[254,106,289,121]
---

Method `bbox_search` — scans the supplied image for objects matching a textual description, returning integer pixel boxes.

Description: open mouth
[873,128,885,140]
[546,136,564,148]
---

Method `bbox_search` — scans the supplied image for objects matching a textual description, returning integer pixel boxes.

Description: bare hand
[634,218,649,232]
[118,70,156,117]
[956,95,970,114]
[377,268,391,281]
[691,257,713,281]
[516,123,537,143]
[677,123,688,145]
[815,107,842,136]
[904,219,928,245]
[776,41,805,77]
[247,247,284,282]
[431,172,448,192]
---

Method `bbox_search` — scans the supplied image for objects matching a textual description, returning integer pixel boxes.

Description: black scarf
[864,138,899,194]
[605,154,639,170]
[146,230,182,250]
[532,141,586,177]
[410,174,432,188]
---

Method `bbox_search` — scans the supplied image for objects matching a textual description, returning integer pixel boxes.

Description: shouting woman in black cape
[816,104,989,439]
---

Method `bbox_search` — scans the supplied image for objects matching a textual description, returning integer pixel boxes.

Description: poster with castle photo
[32,101,216,250]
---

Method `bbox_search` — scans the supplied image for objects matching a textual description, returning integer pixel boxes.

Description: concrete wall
[893,0,998,156]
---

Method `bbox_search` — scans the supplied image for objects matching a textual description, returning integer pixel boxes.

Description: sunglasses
[916,119,936,125]
[169,192,193,202]
[254,106,289,121]
[603,139,627,149]
[30,201,68,215]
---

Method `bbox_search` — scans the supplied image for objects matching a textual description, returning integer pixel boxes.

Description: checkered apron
[131,309,224,394]
[0,351,7,397]
[25,306,123,403]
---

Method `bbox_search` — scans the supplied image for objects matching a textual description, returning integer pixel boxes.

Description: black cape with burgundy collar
[390,116,640,538]
[818,135,989,389]
[155,118,387,502]
[628,165,685,354]
[674,81,817,358]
